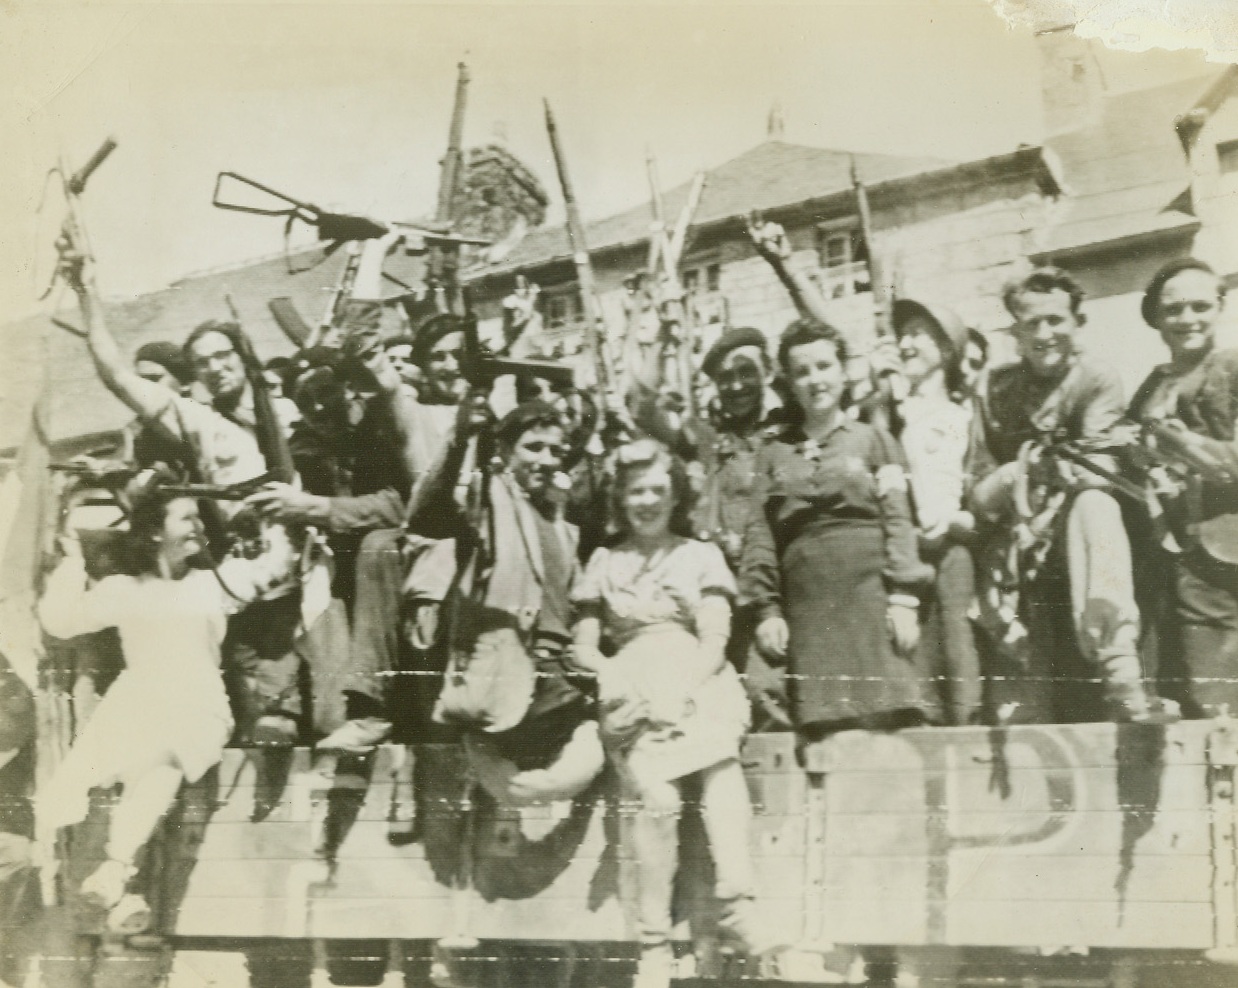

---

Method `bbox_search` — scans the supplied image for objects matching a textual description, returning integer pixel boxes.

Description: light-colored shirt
[898,395,971,532]
[152,386,299,487]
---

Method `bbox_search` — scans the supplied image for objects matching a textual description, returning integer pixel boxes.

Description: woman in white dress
[37,474,293,933]
[570,439,780,988]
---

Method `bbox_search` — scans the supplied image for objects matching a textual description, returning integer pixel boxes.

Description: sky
[0,0,1052,320]
[0,0,1222,323]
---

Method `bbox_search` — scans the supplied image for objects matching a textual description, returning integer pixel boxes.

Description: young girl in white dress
[37,474,293,933]
[570,439,780,988]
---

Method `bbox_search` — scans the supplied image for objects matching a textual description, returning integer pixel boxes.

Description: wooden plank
[63,722,1233,950]
[822,853,1212,903]
[812,898,1216,949]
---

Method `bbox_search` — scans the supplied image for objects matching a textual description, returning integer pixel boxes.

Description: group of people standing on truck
[8,207,1234,986]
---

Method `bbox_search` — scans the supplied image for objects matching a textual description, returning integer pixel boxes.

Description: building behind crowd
[464,33,1238,394]
[3,33,1236,461]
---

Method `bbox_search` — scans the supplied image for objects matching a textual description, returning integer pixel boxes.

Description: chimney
[1037,26,1104,136]
[767,101,785,141]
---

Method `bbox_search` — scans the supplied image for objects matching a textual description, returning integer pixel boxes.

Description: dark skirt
[783,521,928,730]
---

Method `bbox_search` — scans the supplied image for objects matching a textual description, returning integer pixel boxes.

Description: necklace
[627,538,676,580]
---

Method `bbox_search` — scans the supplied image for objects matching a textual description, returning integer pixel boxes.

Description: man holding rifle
[66,250,330,744]
[967,267,1179,725]
[1129,259,1236,717]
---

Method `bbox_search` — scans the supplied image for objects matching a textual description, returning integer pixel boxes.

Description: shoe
[318,717,393,753]
[106,893,152,934]
[633,942,675,988]
[718,896,792,957]
[80,859,135,910]
[1106,694,1180,726]
[1100,654,1180,725]
[252,714,299,747]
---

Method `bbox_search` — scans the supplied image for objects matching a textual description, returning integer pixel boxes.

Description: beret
[134,341,193,384]
[1141,258,1219,327]
[701,326,768,379]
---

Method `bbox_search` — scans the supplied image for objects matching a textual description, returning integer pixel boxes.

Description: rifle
[458,289,573,391]
[645,153,706,420]
[211,172,490,258]
[851,155,892,342]
[41,137,117,300]
[157,472,279,501]
[426,62,471,315]
[543,99,616,394]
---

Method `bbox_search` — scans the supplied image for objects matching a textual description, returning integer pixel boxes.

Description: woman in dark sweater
[741,319,933,738]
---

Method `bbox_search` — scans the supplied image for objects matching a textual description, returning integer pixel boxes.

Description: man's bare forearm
[79,283,172,421]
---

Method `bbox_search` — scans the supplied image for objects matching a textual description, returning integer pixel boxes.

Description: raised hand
[502,274,542,345]
[55,233,93,295]
[746,212,792,264]
[456,389,495,438]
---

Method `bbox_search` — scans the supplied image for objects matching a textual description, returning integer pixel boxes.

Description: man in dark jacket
[968,267,1178,725]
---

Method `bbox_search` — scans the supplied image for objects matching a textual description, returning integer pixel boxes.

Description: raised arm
[404,392,491,540]
[747,216,835,328]
[71,262,177,423]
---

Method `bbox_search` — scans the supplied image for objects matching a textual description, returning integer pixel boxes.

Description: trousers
[625,757,755,945]
[983,489,1142,723]
[1170,547,1238,717]
[222,592,304,738]
[916,541,982,726]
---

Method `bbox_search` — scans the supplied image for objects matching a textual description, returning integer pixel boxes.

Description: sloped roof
[1036,68,1231,257]
[473,140,951,276]
[0,247,357,451]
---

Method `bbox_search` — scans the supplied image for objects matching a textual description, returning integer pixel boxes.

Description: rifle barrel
[68,138,117,196]
[851,156,891,341]
[544,99,612,392]
[436,62,470,224]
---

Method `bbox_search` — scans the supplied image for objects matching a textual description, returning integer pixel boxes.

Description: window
[542,286,584,331]
[1219,139,1238,175]
[815,222,869,299]
[819,231,853,270]
[681,260,722,296]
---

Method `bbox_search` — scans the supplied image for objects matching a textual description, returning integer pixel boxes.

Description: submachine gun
[211,172,492,257]
[458,288,574,393]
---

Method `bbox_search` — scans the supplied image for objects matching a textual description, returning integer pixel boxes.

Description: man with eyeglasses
[71,258,308,745]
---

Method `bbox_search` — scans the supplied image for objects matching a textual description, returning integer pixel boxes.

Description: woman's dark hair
[609,439,696,539]
[1141,258,1226,327]
[123,468,182,575]
[776,317,850,377]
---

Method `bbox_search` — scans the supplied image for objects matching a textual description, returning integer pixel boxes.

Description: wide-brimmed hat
[892,298,967,361]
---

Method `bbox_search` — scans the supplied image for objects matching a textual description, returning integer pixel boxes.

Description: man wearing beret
[630,325,793,730]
